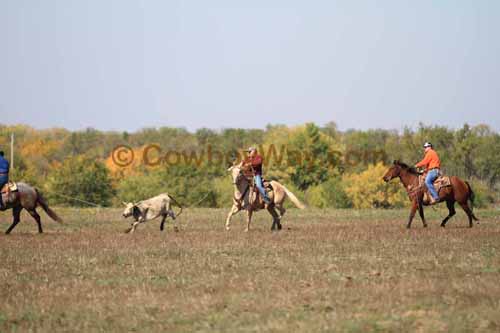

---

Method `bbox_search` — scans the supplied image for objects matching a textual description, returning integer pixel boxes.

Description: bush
[46,155,115,207]
[306,178,352,208]
[213,176,234,208]
[115,172,164,204]
[467,180,496,208]
[343,163,407,209]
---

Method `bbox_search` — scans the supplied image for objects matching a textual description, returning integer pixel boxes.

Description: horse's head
[227,163,245,185]
[382,160,403,182]
[122,202,139,219]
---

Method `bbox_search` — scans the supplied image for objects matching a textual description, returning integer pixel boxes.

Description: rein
[232,168,253,202]
[400,172,424,201]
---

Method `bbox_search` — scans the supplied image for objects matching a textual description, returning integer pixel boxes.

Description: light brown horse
[1,182,63,234]
[382,161,478,229]
[226,164,305,232]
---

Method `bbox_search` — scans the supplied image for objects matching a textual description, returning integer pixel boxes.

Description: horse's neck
[399,170,419,189]
[234,178,250,197]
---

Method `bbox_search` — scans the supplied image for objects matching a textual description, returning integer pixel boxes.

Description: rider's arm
[415,152,430,169]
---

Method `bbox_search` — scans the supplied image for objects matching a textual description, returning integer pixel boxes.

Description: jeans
[0,174,8,207]
[254,175,270,203]
[425,169,440,200]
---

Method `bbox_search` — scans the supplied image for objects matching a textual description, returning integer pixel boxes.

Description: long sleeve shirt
[415,149,441,171]
[243,154,263,175]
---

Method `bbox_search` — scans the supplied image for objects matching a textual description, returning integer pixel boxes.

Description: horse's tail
[282,185,306,209]
[168,194,183,217]
[465,181,479,221]
[35,189,63,223]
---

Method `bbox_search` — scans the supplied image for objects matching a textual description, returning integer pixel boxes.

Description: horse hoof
[423,225,428,228]
[440,224,445,228]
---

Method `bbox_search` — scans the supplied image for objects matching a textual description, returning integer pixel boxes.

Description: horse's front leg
[245,210,253,232]
[5,206,22,234]
[225,205,240,231]
[417,200,427,228]
[407,200,418,229]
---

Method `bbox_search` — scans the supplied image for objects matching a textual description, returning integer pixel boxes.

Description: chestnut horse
[382,161,478,229]
[1,182,63,234]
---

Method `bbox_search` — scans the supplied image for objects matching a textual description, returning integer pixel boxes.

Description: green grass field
[1,207,499,332]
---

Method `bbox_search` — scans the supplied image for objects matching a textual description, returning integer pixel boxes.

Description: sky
[1,0,499,133]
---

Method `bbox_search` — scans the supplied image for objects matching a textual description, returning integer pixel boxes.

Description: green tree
[46,155,115,207]
[290,123,335,190]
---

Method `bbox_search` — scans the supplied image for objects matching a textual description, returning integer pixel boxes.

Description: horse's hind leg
[277,205,286,219]
[27,209,43,233]
[267,206,281,231]
[440,200,456,228]
[6,206,22,234]
[458,201,474,228]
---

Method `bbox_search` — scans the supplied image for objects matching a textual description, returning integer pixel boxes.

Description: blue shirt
[0,156,9,174]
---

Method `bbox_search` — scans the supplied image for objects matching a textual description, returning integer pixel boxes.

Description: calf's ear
[122,201,128,206]
[227,166,234,172]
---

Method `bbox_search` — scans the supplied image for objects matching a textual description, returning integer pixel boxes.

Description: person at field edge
[415,142,441,204]
[243,147,271,204]
[0,150,10,209]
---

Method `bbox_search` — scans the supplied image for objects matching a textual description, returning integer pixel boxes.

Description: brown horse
[1,182,63,234]
[382,161,478,229]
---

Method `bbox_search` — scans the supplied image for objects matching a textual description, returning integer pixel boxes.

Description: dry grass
[1,207,499,332]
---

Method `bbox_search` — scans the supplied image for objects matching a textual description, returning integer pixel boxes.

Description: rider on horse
[242,147,271,204]
[0,150,10,209]
[415,142,441,204]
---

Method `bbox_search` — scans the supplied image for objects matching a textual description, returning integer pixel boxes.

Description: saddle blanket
[1,181,17,193]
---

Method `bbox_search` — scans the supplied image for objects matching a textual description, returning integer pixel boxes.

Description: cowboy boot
[429,196,440,205]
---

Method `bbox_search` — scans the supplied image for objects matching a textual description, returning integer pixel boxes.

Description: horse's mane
[394,160,420,175]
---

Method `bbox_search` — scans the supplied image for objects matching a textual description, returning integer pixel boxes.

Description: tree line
[0,122,498,208]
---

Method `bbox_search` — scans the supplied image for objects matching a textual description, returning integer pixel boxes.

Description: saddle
[417,172,451,201]
[1,181,18,194]
[248,178,274,206]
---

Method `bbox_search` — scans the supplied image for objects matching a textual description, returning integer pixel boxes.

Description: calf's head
[122,202,138,218]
